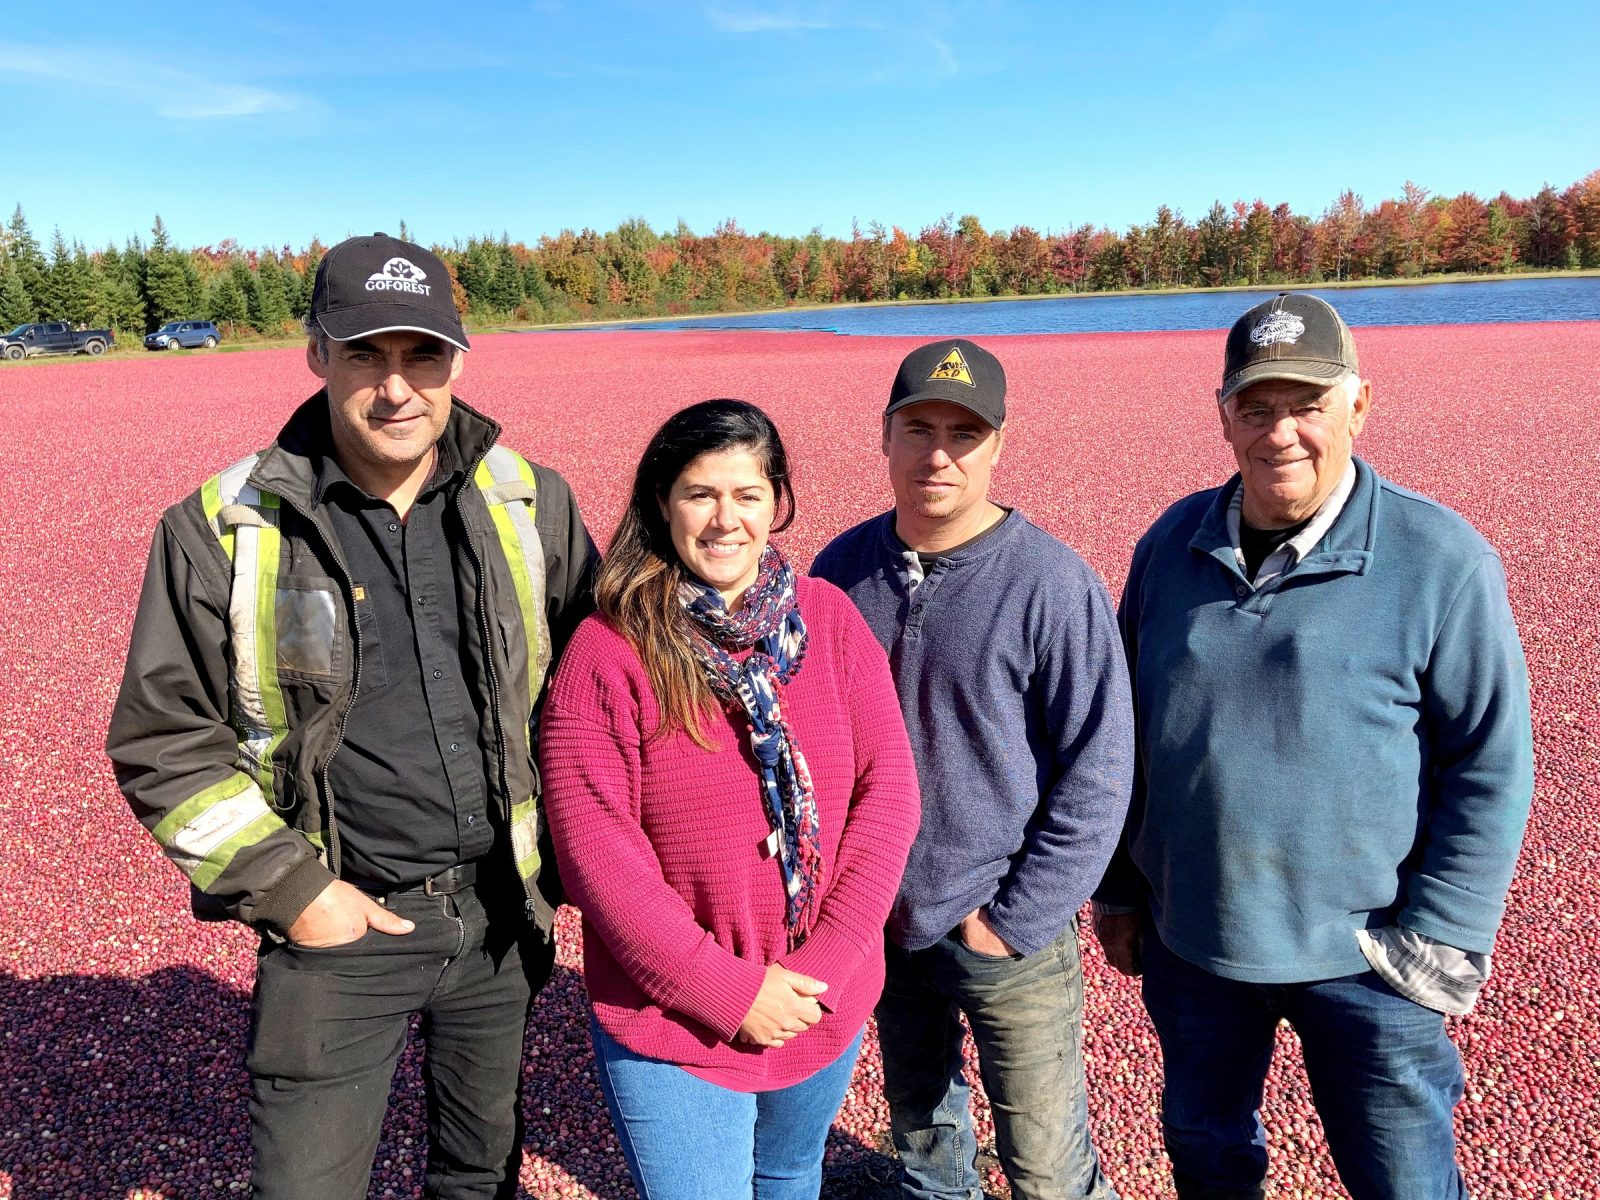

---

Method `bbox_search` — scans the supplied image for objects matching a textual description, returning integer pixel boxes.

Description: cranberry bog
[3,326,1595,1198]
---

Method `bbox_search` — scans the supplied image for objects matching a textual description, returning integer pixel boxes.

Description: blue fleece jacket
[813,509,1134,955]
[1095,458,1534,982]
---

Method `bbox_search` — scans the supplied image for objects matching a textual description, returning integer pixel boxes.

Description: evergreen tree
[250,253,292,332]
[143,216,194,328]
[281,258,308,320]
[0,260,32,327]
[489,239,525,313]
[6,206,47,321]
[44,227,75,318]
[105,276,146,337]
[70,242,108,326]
[206,269,249,331]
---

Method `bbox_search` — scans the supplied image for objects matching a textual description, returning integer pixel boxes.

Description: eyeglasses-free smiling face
[1218,375,1371,529]
[660,448,777,610]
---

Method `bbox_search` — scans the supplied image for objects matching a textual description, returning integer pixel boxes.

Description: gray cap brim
[316,302,470,352]
[1218,357,1347,405]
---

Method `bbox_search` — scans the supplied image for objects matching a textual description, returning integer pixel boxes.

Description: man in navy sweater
[814,339,1133,1200]
[1093,294,1534,1200]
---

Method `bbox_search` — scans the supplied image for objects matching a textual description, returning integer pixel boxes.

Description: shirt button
[432,669,443,679]
[387,522,399,533]
[911,604,923,615]
[450,742,461,753]
[416,596,426,606]
[1235,585,1249,597]
[467,814,477,825]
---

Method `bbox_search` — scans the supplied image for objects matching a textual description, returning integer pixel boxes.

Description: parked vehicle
[144,321,222,351]
[1,322,114,360]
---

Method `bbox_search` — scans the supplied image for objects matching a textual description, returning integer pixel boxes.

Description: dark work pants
[876,922,1117,1200]
[246,884,554,1200]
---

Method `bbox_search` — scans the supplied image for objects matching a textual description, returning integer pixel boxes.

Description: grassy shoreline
[4,269,1597,366]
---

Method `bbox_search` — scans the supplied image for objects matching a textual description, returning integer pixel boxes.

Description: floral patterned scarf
[679,545,822,948]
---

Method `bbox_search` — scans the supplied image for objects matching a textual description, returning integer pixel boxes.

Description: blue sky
[6,1,1597,251]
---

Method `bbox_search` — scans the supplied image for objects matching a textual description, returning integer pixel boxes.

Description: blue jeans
[591,1018,864,1200]
[876,923,1116,1200]
[1142,929,1467,1200]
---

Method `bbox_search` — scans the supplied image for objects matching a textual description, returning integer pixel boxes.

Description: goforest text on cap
[885,338,1006,428]
[309,233,469,352]
[1219,293,1357,404]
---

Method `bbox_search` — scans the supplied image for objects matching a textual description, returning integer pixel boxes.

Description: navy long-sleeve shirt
[812,509,1134,955]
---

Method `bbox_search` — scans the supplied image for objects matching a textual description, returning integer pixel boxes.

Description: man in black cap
[108,233,599,1198]
[813,339,1133,1199]
[1093,293,1533,1199]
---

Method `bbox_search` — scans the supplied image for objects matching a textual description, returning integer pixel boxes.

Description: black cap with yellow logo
[885,338,1006,429]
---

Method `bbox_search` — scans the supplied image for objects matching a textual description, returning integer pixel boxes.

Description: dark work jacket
[107,392,599,935]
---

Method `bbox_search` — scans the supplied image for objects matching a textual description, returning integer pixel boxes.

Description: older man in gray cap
[108,233,598,1198]
[1093,293,1534,1200]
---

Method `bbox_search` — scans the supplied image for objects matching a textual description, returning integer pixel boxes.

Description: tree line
[3,171,1598,338]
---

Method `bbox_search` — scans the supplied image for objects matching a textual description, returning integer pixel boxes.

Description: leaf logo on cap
[373,257,427,284]
[927,346,976,387]
[363,257,433,296]
[1250,311,1305,347]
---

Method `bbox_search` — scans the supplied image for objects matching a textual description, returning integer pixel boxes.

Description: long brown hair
[595,399,796,747]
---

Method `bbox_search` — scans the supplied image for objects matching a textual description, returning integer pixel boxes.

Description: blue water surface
[565,276,1600,336]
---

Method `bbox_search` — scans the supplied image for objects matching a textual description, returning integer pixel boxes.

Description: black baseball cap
[1219,293,1357,404]
[309,233,469,352]
[885,338,1006,428]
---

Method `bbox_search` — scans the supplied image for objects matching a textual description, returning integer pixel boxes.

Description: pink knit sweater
[540,575,920,1091]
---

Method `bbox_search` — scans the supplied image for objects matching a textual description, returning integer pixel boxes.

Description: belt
[362,861,479,900]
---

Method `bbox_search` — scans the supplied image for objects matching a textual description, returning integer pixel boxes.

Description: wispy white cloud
[0,41,309,118]
[709,9,838,33]
[927,34,958,74]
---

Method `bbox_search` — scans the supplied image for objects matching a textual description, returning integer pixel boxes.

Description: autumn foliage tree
[1,171,1596,338]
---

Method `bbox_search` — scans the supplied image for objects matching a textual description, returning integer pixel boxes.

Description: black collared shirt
[318,444,494,888]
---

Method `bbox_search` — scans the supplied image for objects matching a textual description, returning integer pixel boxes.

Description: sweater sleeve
[1399,550,1534,953]
[779,596,920,1005]
[988,571,1137,954]
[539,632,767,1042]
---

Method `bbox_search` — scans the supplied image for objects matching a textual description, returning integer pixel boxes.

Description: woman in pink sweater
[540,399,919,1199]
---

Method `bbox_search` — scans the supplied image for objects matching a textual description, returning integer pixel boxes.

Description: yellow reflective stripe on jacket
[474,445,550,707]
[509,796,541,881]
[151,770,284,890]
[474,445,549,886]
[204,453,286,812]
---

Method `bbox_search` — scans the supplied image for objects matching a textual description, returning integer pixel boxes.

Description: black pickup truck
[1,321,115,360]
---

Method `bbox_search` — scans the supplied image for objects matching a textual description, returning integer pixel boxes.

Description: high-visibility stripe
[153,771,284,888]
[200,474,231,560]
[190,812,285,890]
[510,796,541,881]
[475,445,550,706]
[205,454,285,810]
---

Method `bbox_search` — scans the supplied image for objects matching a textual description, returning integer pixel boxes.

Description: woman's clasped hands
[736,964,828,1048]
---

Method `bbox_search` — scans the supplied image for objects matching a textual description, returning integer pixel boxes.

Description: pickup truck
[1,322,114,360]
